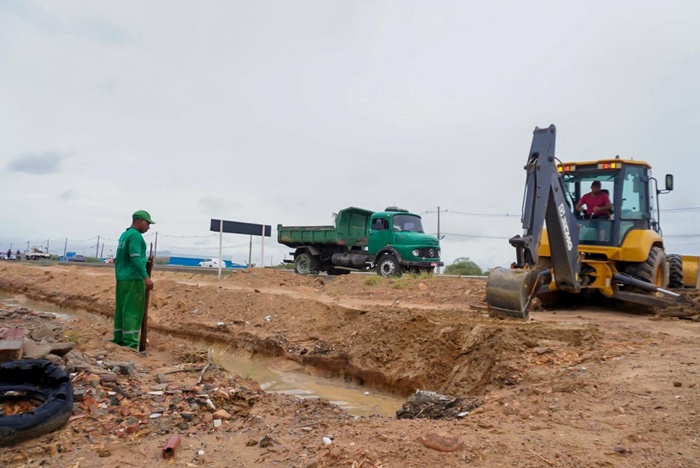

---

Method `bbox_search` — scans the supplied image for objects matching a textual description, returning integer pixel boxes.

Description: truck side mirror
[665,174,674,192]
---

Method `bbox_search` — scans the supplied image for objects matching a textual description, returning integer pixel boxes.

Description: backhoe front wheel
[377,254,402,278]
[625,246,669,289]
[294,253,319,275]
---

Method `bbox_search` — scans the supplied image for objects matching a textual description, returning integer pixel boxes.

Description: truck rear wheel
[377,255,402,278]
[294,253,319,275]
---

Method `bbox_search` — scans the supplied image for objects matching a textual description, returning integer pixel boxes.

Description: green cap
[132,210,156,224]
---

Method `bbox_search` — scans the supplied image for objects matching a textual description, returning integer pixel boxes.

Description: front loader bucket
[485,267,541,320]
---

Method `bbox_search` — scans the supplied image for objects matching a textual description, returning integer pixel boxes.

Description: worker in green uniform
[112,210,155,349]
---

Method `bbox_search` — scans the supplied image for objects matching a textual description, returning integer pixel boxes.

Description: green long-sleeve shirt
[115,227,148,281]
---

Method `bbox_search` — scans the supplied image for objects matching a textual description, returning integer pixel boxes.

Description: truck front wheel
[295,253,319,275]
[377,255,402,278]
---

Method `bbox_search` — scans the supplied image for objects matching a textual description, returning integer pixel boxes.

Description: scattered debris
[396,390,482,420]
[162,434,182,458]
[418,431,462,452]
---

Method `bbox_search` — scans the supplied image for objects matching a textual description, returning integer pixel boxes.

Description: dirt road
[1,262,699,467]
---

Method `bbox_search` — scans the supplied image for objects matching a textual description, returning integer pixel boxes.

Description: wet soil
[1,262,700,467]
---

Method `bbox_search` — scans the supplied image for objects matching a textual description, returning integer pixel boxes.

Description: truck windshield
[392,215,424,233]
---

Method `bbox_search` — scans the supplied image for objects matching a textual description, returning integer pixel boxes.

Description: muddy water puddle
[0,292,404,417]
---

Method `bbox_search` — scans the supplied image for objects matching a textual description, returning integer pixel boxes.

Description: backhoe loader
[486,124,695,320]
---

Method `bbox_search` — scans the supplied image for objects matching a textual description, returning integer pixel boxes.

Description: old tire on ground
[377,254,402,278]
[668,254,684,289]
[0,359,73,447]
[294,253,319,275]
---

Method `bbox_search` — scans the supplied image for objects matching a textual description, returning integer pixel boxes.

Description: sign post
[218,219,224,279]
[209,219,272,270]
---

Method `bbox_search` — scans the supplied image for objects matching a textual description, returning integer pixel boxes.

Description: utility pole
[63,238,67,259]
[26,240,29,253]
[47,239,50,254]
[248,235,252,268]
[96,236,100,259]
[100,244,105,258]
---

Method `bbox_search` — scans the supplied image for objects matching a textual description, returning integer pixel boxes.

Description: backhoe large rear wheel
[624,246,668,289]
[667,254,684,289]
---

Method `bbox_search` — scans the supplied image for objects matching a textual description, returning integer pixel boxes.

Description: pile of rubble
[0,304,265,458]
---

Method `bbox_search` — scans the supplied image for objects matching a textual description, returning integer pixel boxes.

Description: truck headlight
[412,249,420,257]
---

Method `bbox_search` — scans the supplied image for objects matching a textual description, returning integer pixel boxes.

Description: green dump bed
[277,207,374,248]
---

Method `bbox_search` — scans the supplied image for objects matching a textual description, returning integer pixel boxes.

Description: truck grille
[416,248,439,258]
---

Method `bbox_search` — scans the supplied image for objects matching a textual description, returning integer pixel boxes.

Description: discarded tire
[0,359,73,447]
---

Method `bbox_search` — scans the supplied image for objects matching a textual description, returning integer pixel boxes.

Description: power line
[440,233,511,240]
[424,209,520,218]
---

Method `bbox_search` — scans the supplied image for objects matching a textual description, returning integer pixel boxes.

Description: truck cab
[368,207,442,275]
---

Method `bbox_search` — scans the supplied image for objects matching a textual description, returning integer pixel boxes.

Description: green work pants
[112,279,145,349]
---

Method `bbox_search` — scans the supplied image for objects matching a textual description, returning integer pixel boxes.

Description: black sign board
[210,219,271,237]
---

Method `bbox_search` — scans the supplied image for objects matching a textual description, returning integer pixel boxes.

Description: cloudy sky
[1,0,698,268]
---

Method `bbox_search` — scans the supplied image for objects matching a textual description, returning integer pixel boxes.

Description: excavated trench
[0,291,405,416]
[0,266,603,417]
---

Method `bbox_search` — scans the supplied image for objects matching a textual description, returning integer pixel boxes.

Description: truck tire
[377,254,402,278]
[667,254,684,289]
[0,359,73,447]
[294,253,319,275]
[624,246,669,289]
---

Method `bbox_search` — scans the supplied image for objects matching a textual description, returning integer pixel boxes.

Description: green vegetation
[410,271,433,280]
[444,257,484,276]
[65,331,81,344]
[363,276,381,286]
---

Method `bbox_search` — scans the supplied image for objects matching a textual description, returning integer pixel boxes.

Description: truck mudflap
[485,267,542,320]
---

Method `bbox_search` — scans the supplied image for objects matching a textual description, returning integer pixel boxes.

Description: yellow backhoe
[486,125,696,319]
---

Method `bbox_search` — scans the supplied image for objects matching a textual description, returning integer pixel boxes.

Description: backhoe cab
[486,125,691,320]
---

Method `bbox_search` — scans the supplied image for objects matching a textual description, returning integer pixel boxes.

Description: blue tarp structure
[167,256,246,268]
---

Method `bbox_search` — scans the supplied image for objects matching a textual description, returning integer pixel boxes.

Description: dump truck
[278,206,443,276]
[486,124,695,319]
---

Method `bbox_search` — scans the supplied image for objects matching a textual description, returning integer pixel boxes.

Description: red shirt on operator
[576,181,612,218]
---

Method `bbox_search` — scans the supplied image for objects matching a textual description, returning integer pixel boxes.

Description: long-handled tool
[139,243,154,352]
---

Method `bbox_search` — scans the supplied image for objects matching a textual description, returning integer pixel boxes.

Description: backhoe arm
[486,125,581,319]
[509,125,581,293]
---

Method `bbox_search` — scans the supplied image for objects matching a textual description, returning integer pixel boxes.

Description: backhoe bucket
[485,267,541,320]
